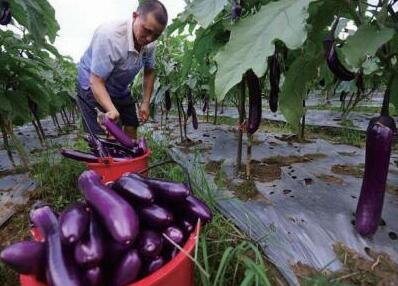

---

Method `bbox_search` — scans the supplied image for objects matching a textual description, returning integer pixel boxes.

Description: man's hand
[97,108,120,135]
[105,108,120,122]
[139,101,150,123]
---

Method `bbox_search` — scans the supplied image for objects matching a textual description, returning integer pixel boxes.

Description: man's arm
[139,67,155,122]
[89,73,120,121]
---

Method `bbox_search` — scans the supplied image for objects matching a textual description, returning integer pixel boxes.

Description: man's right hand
[97,108,120,135]
[105,108,120,122]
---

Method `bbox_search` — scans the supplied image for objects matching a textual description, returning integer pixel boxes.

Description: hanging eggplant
[246,69,262,134]
[268,53,281,113]
[186,91,193,118]
[165,90,172,112]
[355,82,397,237]
[192,106,198,130]
[0,0,12,26]
[323,18,355,81]
[202,95,209,113]
[231,0,242,22]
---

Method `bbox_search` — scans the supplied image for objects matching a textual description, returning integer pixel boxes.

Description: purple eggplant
[145,256,165,275]
[59,202,90,245]
[0,241,45,275]
[355,118,394,236]
[111,249,142,286]
[138,204,174,229]
[192,107,198,130]
[231,0,242,22]
[138,137,147,153]
[78,170,139,244]
[74,214,105,268]
[107,239,132,263]
[85,266,103,286]
[163,226,184,246]
[138,230,163,258]
[101,116,135,149]
[184,195,212,224]
[128,173,190,202]
[323,18,355,81]
[112,176,154,205]
[165,90,172,112]
[29,205,83,286]
[246,69,262,134]
[179,219,195,236]
[163,246,179,262]
[61,149,99,163]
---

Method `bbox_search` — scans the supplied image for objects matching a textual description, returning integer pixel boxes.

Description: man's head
[133,0,168,47]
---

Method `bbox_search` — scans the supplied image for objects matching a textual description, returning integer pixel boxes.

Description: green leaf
[11,0,60,44]
[187,0,228,28]
[280,53,321,131]
[341,24,394,68]
[214,0,316,101]
[0,93,12,114]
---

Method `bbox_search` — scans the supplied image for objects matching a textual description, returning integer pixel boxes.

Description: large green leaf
[214,0,315,100]
[187,0,228,28]
[280,53,321,131]
[341,24,394,68]
[11,0,60,43]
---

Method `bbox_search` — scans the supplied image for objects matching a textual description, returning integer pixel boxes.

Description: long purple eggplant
[74,214,105,268]
[128,173,190,202]
[184,195,212,224]
[112,176,154,205]
[323,18,355,81]
[101,116,135,149]
[163,226,184,246]
[0,241,45,275]
[61,149,99,163]
[85,266,103,286]
[192,107,199,130]
[59,202,90,245]
[138,230,163,258]
[138,204,174,229]
[78,170,139,244]
[29,205,83,286]
[111,249,142,286]
[165,90,172,112]
[246,69,262,134]
[145,256,165,275]
[355,118,394,236]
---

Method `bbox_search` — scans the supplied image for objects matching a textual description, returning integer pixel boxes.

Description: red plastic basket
[20,148,199,286]
[86,149,151,182]
[20,223,199,286]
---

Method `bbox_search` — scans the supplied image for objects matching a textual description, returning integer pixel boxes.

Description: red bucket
[86,149,151,182]
[20,223,200,286]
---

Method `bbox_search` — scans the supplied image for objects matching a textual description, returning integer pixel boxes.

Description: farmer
[76,0,167,139]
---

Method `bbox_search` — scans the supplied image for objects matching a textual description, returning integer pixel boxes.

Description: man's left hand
[139,101,150,123]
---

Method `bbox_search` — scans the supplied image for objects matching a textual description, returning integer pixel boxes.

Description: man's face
[133,12,165,47]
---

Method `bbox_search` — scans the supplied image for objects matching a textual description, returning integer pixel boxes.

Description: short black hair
[138,0,168,27]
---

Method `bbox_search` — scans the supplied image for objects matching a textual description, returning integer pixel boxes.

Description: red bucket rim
[86,148,151,168]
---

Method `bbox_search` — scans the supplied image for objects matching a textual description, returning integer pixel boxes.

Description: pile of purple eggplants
[1,170,212,286]
[61,116,148,163]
